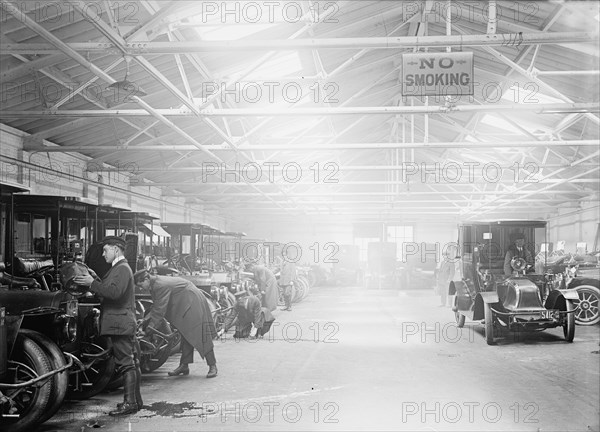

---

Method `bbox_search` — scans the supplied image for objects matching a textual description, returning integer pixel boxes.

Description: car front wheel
[484,303,495,345]
[454,296,465,328]
[1,334,53,432]
[563,299,575,342]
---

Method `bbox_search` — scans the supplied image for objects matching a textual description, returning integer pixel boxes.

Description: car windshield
[459,222,547,275]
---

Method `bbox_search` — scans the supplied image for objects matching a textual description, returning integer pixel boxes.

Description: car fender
[545,289,578,310]
[472,292,500,321]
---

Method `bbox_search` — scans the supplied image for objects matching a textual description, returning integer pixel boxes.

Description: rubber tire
[570,284,600,326]
[454,296,465,328]
[140,334,172,373]
[484,303,495,345]
[1,334,53,432]
[66,336,115,400]
[563,299,575,342]
[18,330,68,424]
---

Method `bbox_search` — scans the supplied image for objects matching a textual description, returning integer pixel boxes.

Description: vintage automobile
[0,287,77,432]
[543,251,600,326]
[449,221,578,345]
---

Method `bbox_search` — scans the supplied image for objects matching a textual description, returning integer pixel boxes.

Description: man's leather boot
[168,363,190,376]
[109,370,139,416]
[206,364,218,378]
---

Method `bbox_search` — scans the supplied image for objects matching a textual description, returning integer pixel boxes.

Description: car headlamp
[66,300,78,317]
[55,314,77,342]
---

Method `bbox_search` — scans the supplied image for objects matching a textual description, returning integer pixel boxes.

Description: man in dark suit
[73,236,142,416]
[504,232,534,276]
[219,290,275,339]
[133,270,218,378]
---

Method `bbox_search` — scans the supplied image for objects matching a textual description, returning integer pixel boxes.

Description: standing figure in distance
[278,254,297,311]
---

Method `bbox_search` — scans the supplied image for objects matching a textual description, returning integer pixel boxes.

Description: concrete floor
[39,286,599,432]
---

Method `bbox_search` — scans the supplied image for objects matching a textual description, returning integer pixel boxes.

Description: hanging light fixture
[107,56,147,99]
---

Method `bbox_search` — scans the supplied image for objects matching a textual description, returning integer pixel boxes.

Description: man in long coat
[279,257,297,311]
[250,264,278,312]
[74,236,142,416]
[218,290,275,338]
[134,270,218,378]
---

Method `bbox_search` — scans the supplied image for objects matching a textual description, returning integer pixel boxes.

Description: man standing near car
[73,236,142,416]
[504,232,534,276]
[133,270,218,378]
[249,264,279,312]
[279,254,297,311]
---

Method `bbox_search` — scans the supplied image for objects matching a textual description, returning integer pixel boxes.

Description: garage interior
[0,1,599,431]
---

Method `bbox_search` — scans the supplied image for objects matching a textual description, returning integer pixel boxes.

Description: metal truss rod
[1,32,596,54]
[2,103,598,118]
[24,139,600,153]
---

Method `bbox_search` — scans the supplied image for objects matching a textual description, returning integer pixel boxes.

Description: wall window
[387,225,414,261]
[354,237,379,262]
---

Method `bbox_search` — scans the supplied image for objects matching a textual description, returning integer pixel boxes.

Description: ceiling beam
[23,139,600,153]
[1,32,596,54]
[3,102,597,118]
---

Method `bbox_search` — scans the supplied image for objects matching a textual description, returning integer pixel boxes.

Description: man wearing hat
[133,270,218,378]
[218,290,275,339]
[504,232,534,276]
[247,264,278,312]
[73,236,142,416]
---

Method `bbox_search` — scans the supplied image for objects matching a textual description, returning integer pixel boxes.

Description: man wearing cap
[248,264,278,312]
[218,290,275,339]
[73,236,142,416]
[133,270,218,378]
[504,232,534,276]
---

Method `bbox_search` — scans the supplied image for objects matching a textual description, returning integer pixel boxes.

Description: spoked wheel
[18,330,68,424]
[140,333,172,373]
[292,281,305,303]
[297,276,310,301]
[571,285,600,326]
[484,303,495,345]
[1,334,53,432]
[563,299,575,342]
[454,295,465,328]
[66,337,115,400]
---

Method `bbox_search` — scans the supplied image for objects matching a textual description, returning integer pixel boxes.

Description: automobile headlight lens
[55,314,77,342]
[66,300,78,317]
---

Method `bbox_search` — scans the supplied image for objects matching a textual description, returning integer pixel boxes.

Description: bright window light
[244,52,303,80]
[480,114,523,134]
[200,24,276,41]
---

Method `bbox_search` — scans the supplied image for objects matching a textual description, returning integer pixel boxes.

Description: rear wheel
[570,285,600,326]
[18,330,68,424]
[484,303,495,345]
[563,299,575,342]
[1,334,53,432]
